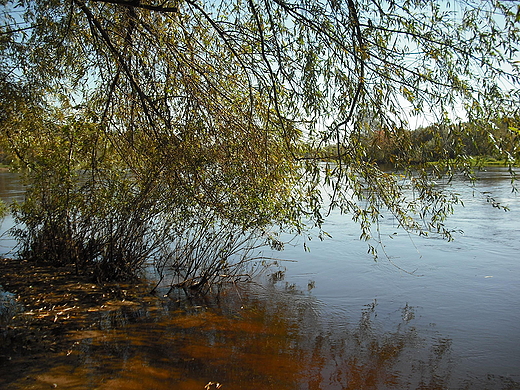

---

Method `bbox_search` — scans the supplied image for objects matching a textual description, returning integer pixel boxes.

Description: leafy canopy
[0,0,519,281]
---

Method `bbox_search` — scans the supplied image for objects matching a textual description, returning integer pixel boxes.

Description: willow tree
[1,0,519,285]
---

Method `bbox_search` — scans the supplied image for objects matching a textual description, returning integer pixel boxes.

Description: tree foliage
[0,0,519,285]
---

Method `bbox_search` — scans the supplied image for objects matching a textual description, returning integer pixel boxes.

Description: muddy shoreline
[0,258,155,388]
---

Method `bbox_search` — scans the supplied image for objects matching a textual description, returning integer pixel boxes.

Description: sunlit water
[0,168,518,389]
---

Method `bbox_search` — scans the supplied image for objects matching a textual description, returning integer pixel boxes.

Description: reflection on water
[0,285,451,389]
[0,172,25,257]
[0,168,519,389]
[1,282,516,390]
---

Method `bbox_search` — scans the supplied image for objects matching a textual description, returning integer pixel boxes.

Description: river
[0,168,519,389]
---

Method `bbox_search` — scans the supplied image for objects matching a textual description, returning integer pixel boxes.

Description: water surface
[0,168,518,389]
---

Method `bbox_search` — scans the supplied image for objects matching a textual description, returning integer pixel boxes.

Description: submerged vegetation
[0,0,519,289]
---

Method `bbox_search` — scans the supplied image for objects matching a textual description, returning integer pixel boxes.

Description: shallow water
[0,168,519,389]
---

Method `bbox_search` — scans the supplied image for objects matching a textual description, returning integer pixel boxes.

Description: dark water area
[0,168,519,389]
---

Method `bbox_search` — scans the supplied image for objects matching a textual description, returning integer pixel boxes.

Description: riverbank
[429,156,520,167]
[0,257,155,388]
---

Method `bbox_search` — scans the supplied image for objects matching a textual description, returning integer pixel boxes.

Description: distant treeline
[319,118,520,166]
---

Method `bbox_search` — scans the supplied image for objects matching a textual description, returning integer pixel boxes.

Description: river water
[0,168,519,389]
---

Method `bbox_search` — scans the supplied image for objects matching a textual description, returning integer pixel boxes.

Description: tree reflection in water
[2,278,516,390]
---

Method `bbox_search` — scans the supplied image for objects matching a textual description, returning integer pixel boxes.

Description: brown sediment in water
[0,256,397,389]
[0,258,305,389]
[2,258,517,390]
[0,257,156,388]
